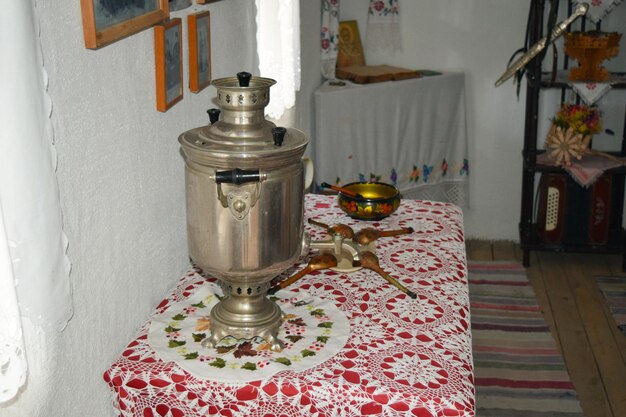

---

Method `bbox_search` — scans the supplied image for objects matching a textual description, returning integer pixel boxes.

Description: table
[313,73,469,207]
[104,194,474,417]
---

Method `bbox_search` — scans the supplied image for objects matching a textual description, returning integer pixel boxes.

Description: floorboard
[538,251,612,417]
[466,239,492,261]
[563,254,626,417]
[491,240,516,260]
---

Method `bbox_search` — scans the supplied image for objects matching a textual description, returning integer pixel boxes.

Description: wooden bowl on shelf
[564,31,621,82]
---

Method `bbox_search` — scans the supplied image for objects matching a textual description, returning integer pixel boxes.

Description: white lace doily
[148,282,349,383]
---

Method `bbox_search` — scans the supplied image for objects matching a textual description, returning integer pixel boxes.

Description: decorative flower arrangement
[552,103,602,136]
[545,103,602,166]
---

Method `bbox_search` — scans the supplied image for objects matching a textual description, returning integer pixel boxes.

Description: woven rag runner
[469,262,584,416]
[597,276,626,336]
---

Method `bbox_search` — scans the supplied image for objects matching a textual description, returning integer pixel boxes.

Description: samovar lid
[179,72,308,169]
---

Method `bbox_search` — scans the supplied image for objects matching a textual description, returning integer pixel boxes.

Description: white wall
[2,0,256,416]
[340,0,530,240]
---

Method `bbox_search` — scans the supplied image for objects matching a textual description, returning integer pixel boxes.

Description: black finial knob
[207,108,221,125]
[272,127,286,146]
[237,72,252,87]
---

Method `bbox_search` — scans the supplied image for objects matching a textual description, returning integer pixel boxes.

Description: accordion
[535,173,613,245]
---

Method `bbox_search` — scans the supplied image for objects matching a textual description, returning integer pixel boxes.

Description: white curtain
[0,0,73,402]
[0,206,26,403]
[255,0,301,120]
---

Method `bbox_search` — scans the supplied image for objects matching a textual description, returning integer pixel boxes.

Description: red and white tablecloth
[104,194,474,417]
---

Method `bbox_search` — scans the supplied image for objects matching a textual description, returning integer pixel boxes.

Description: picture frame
[154,18,183,112]
[80,0,169,49]
[336,20,366,68]
[188,11,212,93]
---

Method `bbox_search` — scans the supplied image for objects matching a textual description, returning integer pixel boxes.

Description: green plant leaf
[301,349,316,357]
[172,314,186,321]
[209,358,226,368]
[168,340,186,348]
[184,352,199,360]
[164,325,181,333]
[274,357,292,366]
[318,322,334,328]
[310,308,325,317]
[192,333,206,342]
[316,336,329,343]
[191,301,206,308]
[241,362,257,371]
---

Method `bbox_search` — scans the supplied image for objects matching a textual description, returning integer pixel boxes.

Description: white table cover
[313,73,469,207]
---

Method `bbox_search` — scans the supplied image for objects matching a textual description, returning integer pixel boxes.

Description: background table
[104,194,474,417]
[313,73,469,207]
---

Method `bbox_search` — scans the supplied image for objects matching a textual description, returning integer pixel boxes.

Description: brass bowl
[337,182,401,221]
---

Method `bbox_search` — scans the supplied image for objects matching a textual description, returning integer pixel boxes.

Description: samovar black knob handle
[272,127,286,146]
[237,72,252,87]
[207,108,221,124]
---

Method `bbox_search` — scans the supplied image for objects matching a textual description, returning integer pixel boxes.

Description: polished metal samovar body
[178,73,309,350]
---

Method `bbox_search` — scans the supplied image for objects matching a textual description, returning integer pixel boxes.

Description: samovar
[178,72,309,351]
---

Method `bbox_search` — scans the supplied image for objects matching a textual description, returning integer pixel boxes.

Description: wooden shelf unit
[519,0,626,269]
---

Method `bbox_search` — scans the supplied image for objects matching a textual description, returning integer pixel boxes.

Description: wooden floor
[466,241,626,417]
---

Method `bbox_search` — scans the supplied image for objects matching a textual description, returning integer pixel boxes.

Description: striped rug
[468,262,584,417]
[597,276,626,336]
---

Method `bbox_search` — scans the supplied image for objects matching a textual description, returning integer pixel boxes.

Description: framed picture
[154,18,183,112]
[336,20,365,68]
[188,11,211,93]
[80,0,169,49]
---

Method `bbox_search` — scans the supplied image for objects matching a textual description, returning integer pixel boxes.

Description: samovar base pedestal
[201,281,285,352]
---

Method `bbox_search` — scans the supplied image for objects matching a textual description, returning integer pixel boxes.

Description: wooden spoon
[268,253,338,294]
[308,218,355,239]
[353,251,417,299]
[353,227,414,246]
[320,182,365,199]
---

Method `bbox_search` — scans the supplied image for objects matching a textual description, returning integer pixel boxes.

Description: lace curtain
[0,0,73,402]
[255,0,301,120]
[0,208,26,403]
